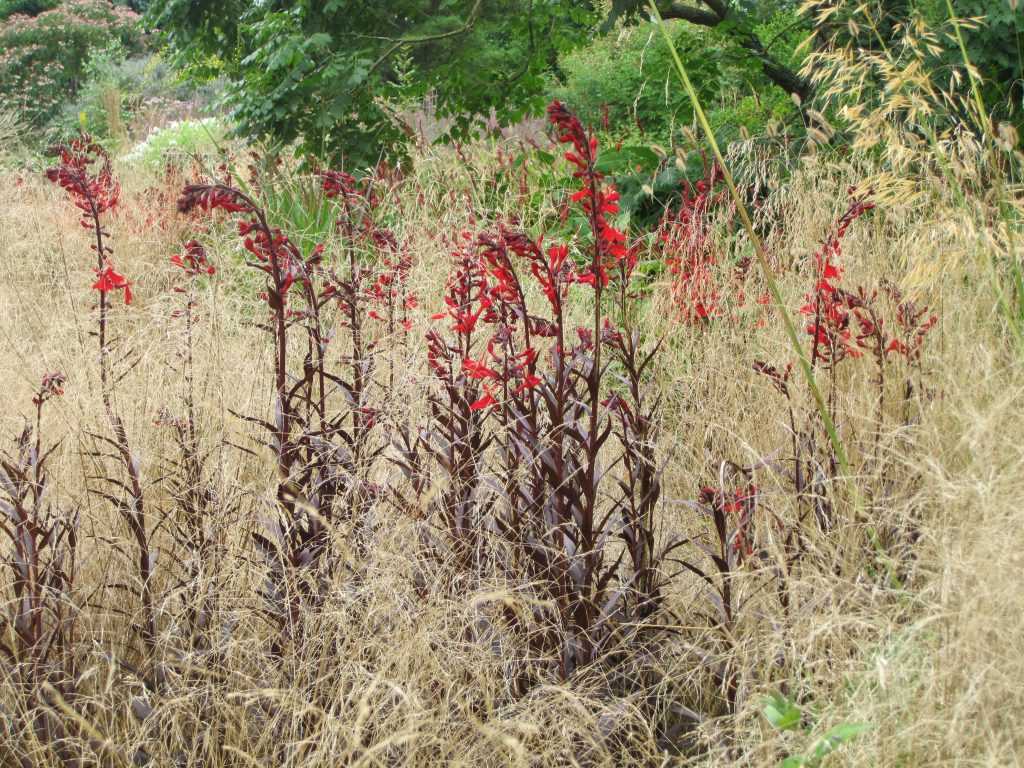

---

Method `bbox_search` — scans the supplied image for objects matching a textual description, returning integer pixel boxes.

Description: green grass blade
[647,2,852,480]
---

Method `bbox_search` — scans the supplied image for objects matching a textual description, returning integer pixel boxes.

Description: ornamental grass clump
[0,74,985,764]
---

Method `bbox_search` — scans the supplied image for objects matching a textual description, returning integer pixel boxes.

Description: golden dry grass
[0,124,1021,767]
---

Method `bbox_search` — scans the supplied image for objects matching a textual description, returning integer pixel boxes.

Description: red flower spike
[514,374,542,394]
[798,194,877,367]
[44,136,120,216]
[33,371,67,406]
[178,185,252,215]
[171,240,215,277]
[93,261,133,305]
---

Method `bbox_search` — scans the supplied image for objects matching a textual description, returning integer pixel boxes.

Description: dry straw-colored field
[1,65,1023,768]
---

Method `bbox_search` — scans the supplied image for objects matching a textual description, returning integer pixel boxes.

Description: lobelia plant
[669,469,761,720]
[178,179,335,647]
[746,193,938,610]
[45,136,125,409]
[177,168,400,648]
[750,194,879,535]
[0,374,73,670]
[45,136,158,656]
[657,159,732,325]
[320,168,415,548]
[0,374,87,765]
[393,234,495,570]
[158,240,224,644]
[366,238,416,392]
[879,281,938,427]
[662,193,938,727]
[407,101,678,682]
[775,193,934,496]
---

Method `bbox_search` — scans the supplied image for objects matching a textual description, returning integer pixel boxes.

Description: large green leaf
[763,693,803,732]
[593,145,661,175]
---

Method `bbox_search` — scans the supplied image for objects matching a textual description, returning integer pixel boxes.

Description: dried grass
[0,103,1020,767]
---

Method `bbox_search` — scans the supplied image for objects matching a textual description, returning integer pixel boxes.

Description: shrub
[550,20,714,143]
[51,40,137,144]
[55,45,221,147]
[121,117,227,168]
[551,16,804,147]
[0,0,141,136]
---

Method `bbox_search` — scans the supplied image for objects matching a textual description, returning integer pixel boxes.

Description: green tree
[606,1,813,101]
[147,0,594,164]
[145,1,839,164]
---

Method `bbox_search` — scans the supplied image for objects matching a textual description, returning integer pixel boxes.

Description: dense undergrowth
[1,45,1023,766]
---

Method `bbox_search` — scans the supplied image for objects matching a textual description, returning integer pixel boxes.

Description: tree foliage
[146,0,1024,164]
[807,0,1024,127]
[927,0,1024,118]
[553,14,805,146]
[608,1,813,100]
[147,0,593,164]
[147,0,818,164]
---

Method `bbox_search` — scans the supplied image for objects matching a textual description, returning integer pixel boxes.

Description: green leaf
[810,723,871,761]
[533,149,555,166]
[763,693,803,732]
[593,145,660,175]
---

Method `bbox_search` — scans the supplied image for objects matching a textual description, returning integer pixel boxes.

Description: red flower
[886,338,908,356]
[33,371,67,406]
[798,195,876,366]
[657,160,729,326]
[548,101,633,288]
[93,262,132,304]
[452,307,482,334]
[514,374,542,394]
[44,136,120,217]
[462,357,499,380]
[470,389,497,411]
[575,270,602,288]
[171,240,215,277]
[700,484,758,559]
[319,170,358,199]
[177,185,252,215]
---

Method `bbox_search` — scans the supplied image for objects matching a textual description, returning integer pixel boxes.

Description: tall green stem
[648,2,852,480]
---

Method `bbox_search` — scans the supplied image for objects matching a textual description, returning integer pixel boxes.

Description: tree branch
[699,0,728,19]
[657,1,721,27]
[367,0,483,77]
[740,33,813,103]
[602,0,813,102]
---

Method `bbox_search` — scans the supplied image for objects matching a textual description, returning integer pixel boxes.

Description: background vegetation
[1,1,1023,767]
